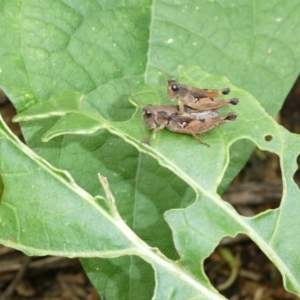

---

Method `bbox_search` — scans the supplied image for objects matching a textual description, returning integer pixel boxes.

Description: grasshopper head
[142,105,156,129]
[167,80,180,100]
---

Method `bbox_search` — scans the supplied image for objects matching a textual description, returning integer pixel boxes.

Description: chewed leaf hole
[264,135,273,142]
[0,93,23,140]
[293,154,300,189]
[223,149,282,216]
[280,74,300,134]
[204,235,295,299]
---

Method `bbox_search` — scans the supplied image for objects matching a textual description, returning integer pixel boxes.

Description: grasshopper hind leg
[191,134,210,147]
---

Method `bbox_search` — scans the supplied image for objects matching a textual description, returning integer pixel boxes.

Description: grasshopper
[167,80,239,115]
[157,57,238,115]
[125,78,237,147]
[142,104,237,147]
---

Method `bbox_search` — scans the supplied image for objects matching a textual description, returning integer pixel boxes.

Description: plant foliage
[0,1,300,299]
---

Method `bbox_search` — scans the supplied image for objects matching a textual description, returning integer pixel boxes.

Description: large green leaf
[11,67,300,297]
[1,1,300,299]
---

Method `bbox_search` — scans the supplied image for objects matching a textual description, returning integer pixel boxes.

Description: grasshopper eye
[171,83,179,92]
[144,109,152,118]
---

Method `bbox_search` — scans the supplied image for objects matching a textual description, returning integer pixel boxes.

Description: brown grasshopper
[142,104,237,147]
[157,57,238,115]
[125,78,237,147]
[167,80,239,115]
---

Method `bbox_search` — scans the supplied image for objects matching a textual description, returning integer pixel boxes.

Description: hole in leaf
[293,154,300,189]
[0,91,23,140]
[223,149,282,216]
[264,135,273,141]
[280,73,300,134]
[204,235,296,299]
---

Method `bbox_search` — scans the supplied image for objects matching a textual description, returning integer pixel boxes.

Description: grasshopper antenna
[124,78,142,108]
[124,78,146,136]
[157,55,173,104]
[157,55,169,86]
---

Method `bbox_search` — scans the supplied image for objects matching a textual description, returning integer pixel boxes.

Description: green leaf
[13,66,300,296]
[1,116,229,298]
[0,118,138,256]
[1,1,300,299]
